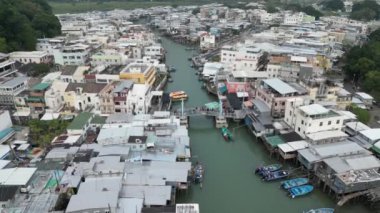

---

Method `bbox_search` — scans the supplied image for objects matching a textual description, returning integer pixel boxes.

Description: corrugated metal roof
[0,167,37,185]
[263,78,297,95]
[359,129,380,142]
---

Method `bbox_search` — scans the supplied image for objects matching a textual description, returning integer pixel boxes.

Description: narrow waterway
[161,37,371,213]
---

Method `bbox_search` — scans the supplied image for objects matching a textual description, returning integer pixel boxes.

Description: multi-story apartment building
[36,38,65,55]
[221,46,262,72]
[0,53,18,78]
[119,63,156,86]
[0,77,28,106]
[284,99,345,138]
[256,78,306,118]
[27,82,51,116]
[99,80,134,114]
[53,44,91,65]
[143,44,165,61]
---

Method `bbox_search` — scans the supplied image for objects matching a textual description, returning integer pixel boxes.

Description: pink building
[256,78,306,118]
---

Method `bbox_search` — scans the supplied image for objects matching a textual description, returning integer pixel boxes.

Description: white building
[91,49,127,66]
[0,54,17,78]
[143,44,164,61]
[200,33,216,50]
[36,38,65,55]
[221,46,262,72]
[0,111,12,132]
[53,44,91,65]
[0,77,28,106]
[9,51,49,64]
[285,100,345,138]
[45,81,69,112]
[127,84,150,114]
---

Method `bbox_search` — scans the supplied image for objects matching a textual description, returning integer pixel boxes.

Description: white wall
[0,111,12,132]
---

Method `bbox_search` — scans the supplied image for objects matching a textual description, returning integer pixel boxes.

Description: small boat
[255,164,282,176]
[193,163,204,184]
[221,127,233,141]
[263,170,289,181]
[289,185,314,198]
[170,91,188,101]
[168,78,173,83]
[168,66,176,72]
[281,178,308,189]
[188,57,192,61]
[304,208,334,213]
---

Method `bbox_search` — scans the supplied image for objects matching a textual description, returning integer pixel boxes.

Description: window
[87,97,91,103]
[319,122,323,126]
[298,127,300,132]
[301,120,304,125]
[328,121,331,125]
[336,120,340,124]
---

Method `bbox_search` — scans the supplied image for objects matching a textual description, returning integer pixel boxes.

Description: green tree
[0,37,6,52]
[350,0,380,21]
[351,105,371,124]
[0,0,61,52]
[322,0,344,11]
[368,29,380,42]
[363,71,380,100]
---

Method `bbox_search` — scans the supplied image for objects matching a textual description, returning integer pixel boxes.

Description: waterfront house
[245,99,274,137]
[317,155,380,194]
[297,141,370,170]
[284,101,345,139]
[256,78,306,118]
[119,63,156,86]
[126,84,151,114]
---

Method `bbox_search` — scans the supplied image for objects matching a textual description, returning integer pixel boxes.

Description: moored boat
[263,170,289,181]
[221,127,233,141]
[281,178,308,189]
[170,91,188,101]
[193,163,204,184]
[255,164,282,176]
[304,208,334,213]
[289,185,314,198]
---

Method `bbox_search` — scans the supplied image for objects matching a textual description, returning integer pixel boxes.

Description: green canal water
[161,37,371,213]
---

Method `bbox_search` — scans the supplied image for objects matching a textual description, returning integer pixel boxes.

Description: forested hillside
[0,0,61,52]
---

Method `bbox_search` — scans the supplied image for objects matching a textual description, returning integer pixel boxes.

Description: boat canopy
[205,102,219,110]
